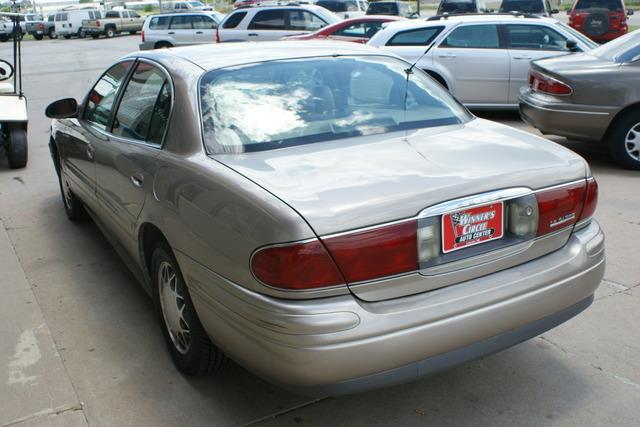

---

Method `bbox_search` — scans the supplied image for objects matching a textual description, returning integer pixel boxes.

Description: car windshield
[574,0,624,11]
[590,30,640,62]
[439,0,477,14]
[200,56,470,154]
[555,22,598,48]
[368,2,399,14]
[499,0,544,13]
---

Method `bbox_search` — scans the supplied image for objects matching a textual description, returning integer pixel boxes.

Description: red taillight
[322,221,418,283]
[96,20,101,27]
[251,240,345,290]
[528,70,572,96]
[216,28,220,43]
[38,23,44,31]
[141,29,145,42]
[535,180,590,236]
[579,178,598,222]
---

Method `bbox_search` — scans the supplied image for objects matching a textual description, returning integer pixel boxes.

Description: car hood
[213,118,587,236]
[533,53,614,74]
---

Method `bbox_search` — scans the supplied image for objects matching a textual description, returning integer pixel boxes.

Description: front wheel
[63,34,71,39]
[105,27,115,38]
[152,243,227,376]
[129,31,137,35]
[34,33,43,40]
[48,28,57,39]
[6,126,28,169]
[608,110,640,170]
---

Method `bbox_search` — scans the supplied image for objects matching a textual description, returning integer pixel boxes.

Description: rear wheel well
[140,223,170,287]
[423,70,449,90]
[604,103,640,141]
[155,41,173,48]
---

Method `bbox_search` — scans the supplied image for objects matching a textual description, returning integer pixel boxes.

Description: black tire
[129,31,137,35]
[91,34,100,39]
[105,27,115,38]
[155,41,172,49]
[608,109,640,170]
[77,28,86,39]
[63,34,71,39]
[34,33,43,40]
[0,35,8,43]
[583,9,610,38]
[6,126,28,169]
[55,148,87,222]
[151,242,227,377]
[48,28,57,39]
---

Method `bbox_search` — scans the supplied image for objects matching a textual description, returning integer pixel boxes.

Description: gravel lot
[0,36,639,427]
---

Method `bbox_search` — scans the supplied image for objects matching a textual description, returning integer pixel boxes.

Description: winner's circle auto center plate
[441,202,504,253]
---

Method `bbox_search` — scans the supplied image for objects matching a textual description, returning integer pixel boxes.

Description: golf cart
[0,11,28,169]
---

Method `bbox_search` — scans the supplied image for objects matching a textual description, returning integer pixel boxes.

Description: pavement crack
[1,403,84,427]
[239,398,329,427]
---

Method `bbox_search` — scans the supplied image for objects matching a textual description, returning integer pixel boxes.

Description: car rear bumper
[519,88,617,142]
[180,220,605,396]
[139,41,156,50]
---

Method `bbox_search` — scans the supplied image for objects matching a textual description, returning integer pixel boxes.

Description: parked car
[436,0,492,14]
[520,30,640,169]
[217,4,340,42]
[83,9,145,38]
[368,14,597,108]
[499,0,559,16]
[25,14,57,40]
[0,16,18,42]
[366,1,417,17]
[54,9,102,39]
[281,15,403,43]
[45,41,604,395]
[170,1,212,12]
[0,13,43,41]
[568,0,633,42]
[316,0,369,19]
[139,12,221,49]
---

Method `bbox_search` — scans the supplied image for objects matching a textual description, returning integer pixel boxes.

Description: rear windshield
[200,56,470,154]
[574,0,624,11]
[499,0,544,13]
[590,30,640,62]
[367,2,399,14]
[438,0,477,14]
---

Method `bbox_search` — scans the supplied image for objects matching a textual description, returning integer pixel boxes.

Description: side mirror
[409,12,419,18]
[45,98,79,119]
[551,8,559,14]
[628,9,634,16]
[566,39,579,52]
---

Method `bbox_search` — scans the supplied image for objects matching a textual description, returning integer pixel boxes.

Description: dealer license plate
[442,202,504,253]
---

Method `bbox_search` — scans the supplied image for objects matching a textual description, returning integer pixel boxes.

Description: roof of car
[137,41,395,71]
[382,13,558,29]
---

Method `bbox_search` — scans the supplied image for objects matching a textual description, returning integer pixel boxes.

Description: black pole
[12,14,17,96]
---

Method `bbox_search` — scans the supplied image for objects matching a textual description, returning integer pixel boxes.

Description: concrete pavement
[0,36,638,426]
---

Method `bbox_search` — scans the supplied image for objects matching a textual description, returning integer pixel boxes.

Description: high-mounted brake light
[529,70,572,95]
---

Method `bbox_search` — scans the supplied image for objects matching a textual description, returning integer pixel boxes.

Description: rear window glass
[222,11,247,28]
[387,26,443,46]
[248,10,285,30]
[149,16,170,29]
[317,1,347,12]
[170,15,193,29]
[574,0,624,11]
[499,0,544,13]
[367,2,399,14]
[438,0,477,14]
[591,30,640,62]
[199,56,469,154]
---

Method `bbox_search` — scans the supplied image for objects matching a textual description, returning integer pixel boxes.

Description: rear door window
[222,11,247,28]
[105,11,119,18]
[192,15,217,29]
[441,24,501,48]
[248,10,286,30]
[84,61,133,131]
[334,21,385,38]
[387,26,443,46]
[112,62,171,145]
[170,15,193,29]
[287,10,327,31]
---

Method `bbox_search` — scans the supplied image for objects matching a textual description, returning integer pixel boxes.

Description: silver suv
[217,4,340,42]
[139,12,221,49]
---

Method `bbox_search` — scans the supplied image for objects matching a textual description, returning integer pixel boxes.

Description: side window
[345,1,359,11]
[334,22,367,37]
[222,11,247,29]
[288,10,326,31]
[112,63,170,145]
[105,11,119,18]
[149,16,170,29]
[192,15,217,29]
[48,15,54,22]
[130,11,141,18]
[147,83,172,145]
[387,26,443,46]
[441,24,500,49]
[505,25,568,51]
[169,15,193,29]
[248,10,286,30]
[84,61,132,131]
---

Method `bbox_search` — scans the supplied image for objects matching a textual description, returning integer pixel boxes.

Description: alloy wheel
[158,261,191,355]
[625,122,640,162]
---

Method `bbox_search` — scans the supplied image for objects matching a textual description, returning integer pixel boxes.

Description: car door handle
[168,31,175,34]
[131,174,143,188]
[438,53,456,58]
[513,55,532,60]
[248,33,258,36]
[195,31,203,34]
[86,143,95,160]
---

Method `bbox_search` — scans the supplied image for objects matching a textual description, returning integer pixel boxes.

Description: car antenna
[404,41,436,111]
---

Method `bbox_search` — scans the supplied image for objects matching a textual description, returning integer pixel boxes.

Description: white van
[54,9,102,38]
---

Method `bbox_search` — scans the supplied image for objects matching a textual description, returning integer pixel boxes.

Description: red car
[568,0,634,42]
[281,15,403,44]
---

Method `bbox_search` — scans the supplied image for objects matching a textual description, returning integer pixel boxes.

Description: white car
[315,0,369,19]
[368,14,597,109]
[54,9,102,39]
[217,4,340,42]
[139,12,222,49]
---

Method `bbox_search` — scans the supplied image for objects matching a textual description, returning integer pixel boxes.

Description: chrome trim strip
[418,187,532,218]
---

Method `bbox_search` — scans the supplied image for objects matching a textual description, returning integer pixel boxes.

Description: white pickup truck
[82,10,145,38]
